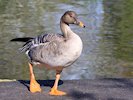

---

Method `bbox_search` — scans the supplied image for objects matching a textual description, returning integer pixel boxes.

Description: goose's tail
[10,37,34,52]
[10,37,33,42]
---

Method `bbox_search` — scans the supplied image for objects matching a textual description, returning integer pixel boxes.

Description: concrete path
[0,78,133,100]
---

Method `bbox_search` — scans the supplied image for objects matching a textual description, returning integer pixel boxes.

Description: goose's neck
[60,20,74,38]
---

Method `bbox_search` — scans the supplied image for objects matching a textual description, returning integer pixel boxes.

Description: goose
[11,11,85,96]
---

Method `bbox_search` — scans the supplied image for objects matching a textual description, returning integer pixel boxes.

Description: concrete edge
[0,79,16,82]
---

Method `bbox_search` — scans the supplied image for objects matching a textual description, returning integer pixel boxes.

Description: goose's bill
[79,21,85,28]
[74,18,85,28]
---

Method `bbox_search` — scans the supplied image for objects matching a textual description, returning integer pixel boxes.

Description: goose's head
[61,11,85,28]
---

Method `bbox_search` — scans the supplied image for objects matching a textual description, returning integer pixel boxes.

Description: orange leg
[28,63,41,93]
[49,69,66,96]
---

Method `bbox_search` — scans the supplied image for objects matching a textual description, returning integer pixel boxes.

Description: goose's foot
[49,87,66,96]
[30,79,41,93]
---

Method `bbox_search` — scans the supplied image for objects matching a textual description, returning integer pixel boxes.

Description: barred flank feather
[20,33,63,52]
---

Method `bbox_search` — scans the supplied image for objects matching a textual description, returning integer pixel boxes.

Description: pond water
[0,0,133,80]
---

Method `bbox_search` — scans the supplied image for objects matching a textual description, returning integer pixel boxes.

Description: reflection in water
[0,0,132,80]
[97,0,133,78]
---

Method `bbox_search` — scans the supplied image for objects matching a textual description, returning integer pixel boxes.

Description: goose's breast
[62,35,83,66]
[68,36,82,57]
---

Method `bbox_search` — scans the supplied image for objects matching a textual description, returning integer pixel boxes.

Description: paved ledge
[0,78,133,100]
[0,79,16,82]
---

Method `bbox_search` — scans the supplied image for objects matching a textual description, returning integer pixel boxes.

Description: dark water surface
[0,0,133,80]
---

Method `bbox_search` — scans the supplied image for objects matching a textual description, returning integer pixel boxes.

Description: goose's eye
[69,14,73,18]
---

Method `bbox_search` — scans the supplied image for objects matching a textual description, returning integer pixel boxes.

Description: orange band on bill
[79,21,85,27]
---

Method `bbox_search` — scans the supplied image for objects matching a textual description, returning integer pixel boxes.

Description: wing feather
[20,33,64,52]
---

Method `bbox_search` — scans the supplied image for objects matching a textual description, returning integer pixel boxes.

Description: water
[0,0,133,80]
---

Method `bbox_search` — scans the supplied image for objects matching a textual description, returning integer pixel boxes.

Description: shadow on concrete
[68,90,97,100]
[97,78,133,91]
[67,78,133,100]
[18,80,63,91]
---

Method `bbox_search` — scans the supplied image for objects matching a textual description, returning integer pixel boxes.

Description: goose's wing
[20,33,64,53]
